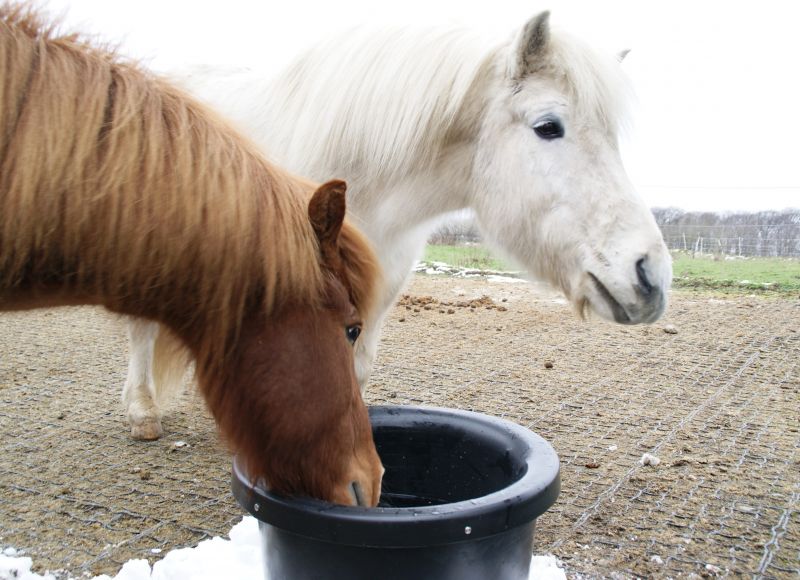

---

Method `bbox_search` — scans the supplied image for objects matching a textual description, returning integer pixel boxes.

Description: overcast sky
[42,0,800,212]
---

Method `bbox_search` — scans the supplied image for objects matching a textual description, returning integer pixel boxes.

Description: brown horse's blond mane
[0,4,379,375]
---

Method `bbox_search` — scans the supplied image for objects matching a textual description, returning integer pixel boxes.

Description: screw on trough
[254,503,260,512]
[464,526,472,535]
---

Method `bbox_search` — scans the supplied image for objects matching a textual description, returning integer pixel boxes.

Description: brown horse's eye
[346,324,362,345]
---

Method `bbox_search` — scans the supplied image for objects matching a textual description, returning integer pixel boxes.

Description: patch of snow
[0,553,56,580]
[607,445,618,452]
[1,517,569,580]
[485,274,526,284]
[639,453,661,467]
[97,560,151,580]
[530,555,567,580]
[413,261,524,282]
[650,555,664,565]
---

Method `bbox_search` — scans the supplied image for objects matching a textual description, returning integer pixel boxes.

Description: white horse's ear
[513,11,551,78]
[617,49,631,63]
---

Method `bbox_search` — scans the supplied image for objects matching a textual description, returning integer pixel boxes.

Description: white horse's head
[471,12,670,324]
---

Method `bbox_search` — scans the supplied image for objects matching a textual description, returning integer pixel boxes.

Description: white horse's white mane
[261,27,491,183]
[261,23,633,185]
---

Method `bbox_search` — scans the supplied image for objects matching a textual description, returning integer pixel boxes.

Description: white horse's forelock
[541,30,635,136]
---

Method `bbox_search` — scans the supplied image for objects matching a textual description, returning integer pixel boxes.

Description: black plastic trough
[232,405,560,580]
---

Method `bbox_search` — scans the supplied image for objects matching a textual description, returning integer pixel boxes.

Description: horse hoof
[130,419,163,441]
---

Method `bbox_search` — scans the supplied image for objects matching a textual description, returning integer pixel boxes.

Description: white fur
[123,14,671,436]
[123,319,189,439]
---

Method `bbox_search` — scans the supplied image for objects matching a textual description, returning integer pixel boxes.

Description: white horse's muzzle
[585,253,670,324]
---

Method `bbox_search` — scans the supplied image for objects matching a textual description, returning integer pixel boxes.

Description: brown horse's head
[209,180,383,506]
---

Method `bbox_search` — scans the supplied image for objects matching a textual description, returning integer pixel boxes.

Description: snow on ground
[413,261,524,281]
[1,549,56,580]
[1,517,567,580]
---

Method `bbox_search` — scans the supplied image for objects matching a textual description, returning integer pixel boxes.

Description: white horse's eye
[346,324,362,345]
[533,116,565,140]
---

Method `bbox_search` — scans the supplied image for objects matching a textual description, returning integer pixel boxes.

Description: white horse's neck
[344,139,478,315]
[350,145,476,238]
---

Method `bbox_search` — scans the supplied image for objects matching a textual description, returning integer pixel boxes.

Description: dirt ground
[1,274,798,579]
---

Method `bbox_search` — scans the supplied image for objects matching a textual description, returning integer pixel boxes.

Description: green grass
[422,244,800,295]
[422,244,513,272]
[670,252,800,294]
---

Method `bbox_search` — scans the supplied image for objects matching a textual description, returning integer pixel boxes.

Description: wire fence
[427,209,800,259]
[659,224,800,258]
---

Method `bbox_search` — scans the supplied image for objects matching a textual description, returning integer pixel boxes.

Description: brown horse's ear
[308,180,347,264]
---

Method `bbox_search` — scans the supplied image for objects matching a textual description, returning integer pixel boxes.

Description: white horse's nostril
[635,257,654,296]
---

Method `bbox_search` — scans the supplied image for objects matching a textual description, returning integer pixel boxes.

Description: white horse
[124,12,672,439]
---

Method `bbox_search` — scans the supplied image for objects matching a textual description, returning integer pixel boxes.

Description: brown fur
[0,4,382,503]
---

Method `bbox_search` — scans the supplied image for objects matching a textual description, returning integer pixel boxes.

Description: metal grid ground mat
[1,275,798,579]
[0,307,242,578]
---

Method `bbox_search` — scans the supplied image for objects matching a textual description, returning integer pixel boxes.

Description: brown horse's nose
[350,481,368,507]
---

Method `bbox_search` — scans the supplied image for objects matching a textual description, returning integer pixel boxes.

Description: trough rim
[232,405,561,547]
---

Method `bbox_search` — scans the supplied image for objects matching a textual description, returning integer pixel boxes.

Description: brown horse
[0,4,383,506]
